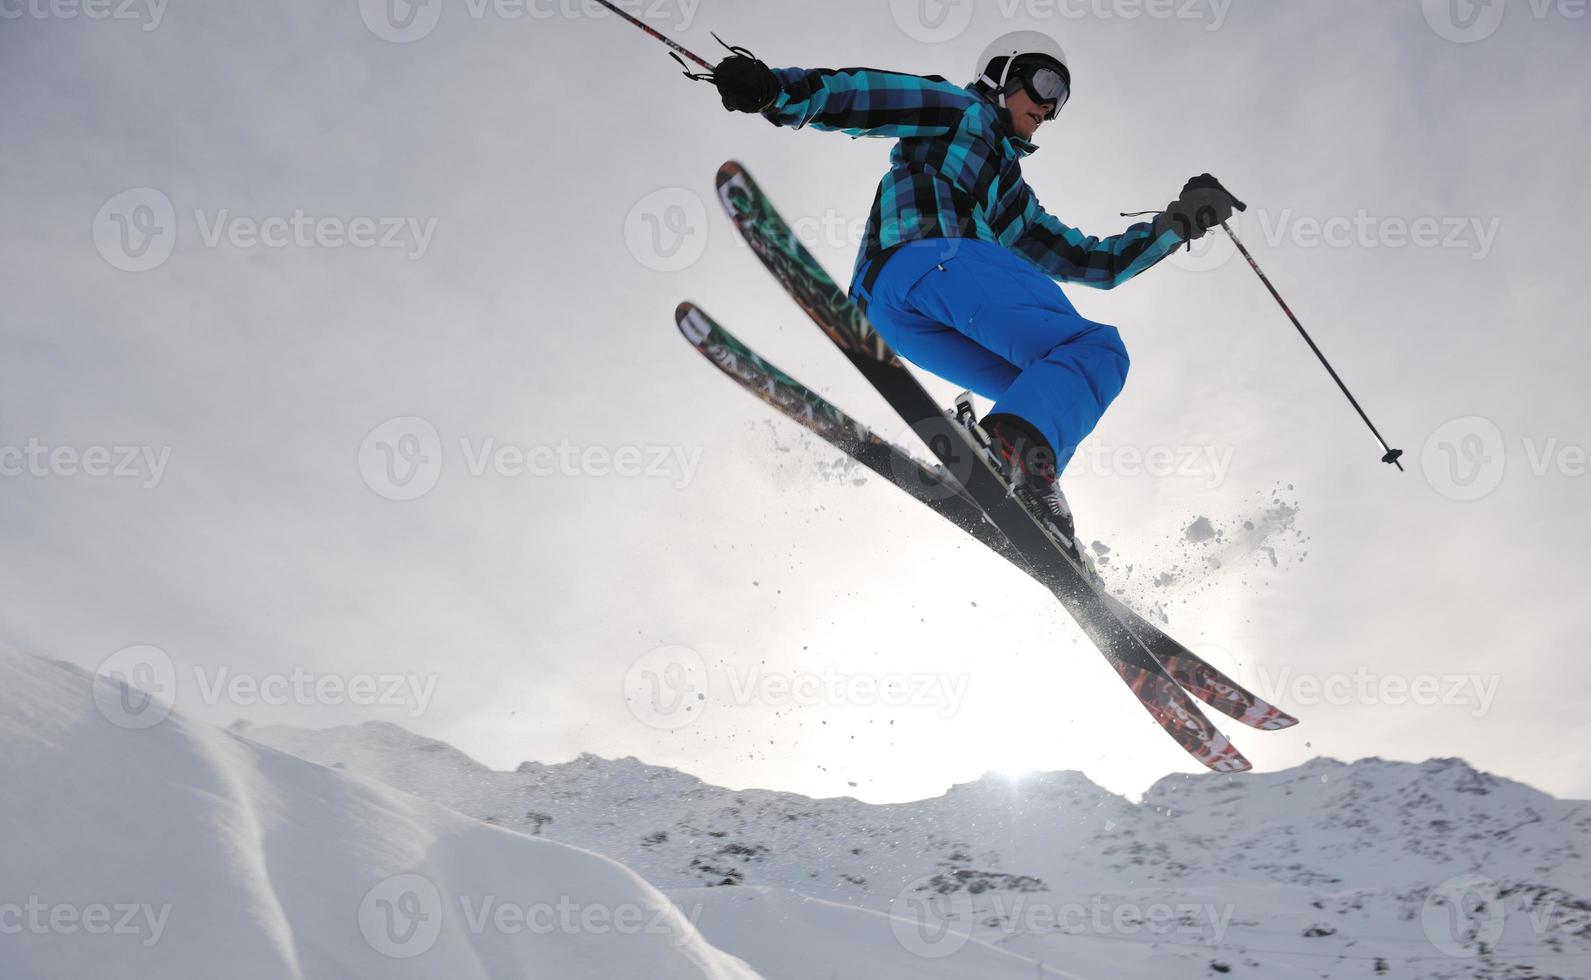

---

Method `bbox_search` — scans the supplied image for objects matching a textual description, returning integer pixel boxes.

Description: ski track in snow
[0,648,762,980]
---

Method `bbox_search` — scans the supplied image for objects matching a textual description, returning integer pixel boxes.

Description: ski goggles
[1004,57,1071,118]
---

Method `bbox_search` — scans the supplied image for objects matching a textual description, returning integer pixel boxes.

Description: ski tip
[1196,730,1253,774]
[716,160,746,184]
[673,303,715,346]
[1208,750,1253,775]
[1262,712,1301,732]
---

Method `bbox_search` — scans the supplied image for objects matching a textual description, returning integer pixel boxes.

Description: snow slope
[249,720,1591,980]
[0,649,760,980]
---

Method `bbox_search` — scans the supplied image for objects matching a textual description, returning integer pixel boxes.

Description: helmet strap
[977,53,1020,110]
[994,53,1016,110]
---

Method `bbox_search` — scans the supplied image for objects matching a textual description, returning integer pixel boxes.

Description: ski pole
[588,0,713,72]
[1221,221,1405,472]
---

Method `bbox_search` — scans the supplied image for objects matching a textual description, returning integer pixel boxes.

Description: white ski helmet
[974,30,1071,116]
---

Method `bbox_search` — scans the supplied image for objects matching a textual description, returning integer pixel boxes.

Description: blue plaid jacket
[762,66,1183,292]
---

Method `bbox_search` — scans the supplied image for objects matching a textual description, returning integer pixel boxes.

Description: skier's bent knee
[1093,325,1129,366]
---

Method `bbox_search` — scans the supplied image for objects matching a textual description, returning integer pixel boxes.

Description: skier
[706,31,1239,534]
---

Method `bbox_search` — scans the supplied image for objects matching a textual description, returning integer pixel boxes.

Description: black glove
[1156,174,1245,242]
[713,55,780,113]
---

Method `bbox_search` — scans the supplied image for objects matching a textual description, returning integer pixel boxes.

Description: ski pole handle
[588,0,714,71]
[1206,175,1247,214]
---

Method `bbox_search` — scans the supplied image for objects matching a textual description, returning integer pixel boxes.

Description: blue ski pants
[853,238,1130,474]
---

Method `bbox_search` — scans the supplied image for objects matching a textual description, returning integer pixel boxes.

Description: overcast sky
[3,0,1589,804]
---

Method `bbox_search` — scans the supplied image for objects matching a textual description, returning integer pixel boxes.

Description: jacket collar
[966,83,1040,157]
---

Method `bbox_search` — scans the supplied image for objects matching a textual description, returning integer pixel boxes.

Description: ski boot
[951,394,1084,564]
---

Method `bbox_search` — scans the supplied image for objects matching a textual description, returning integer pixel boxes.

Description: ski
[707,161,1259,772]
[677,301,1295,733]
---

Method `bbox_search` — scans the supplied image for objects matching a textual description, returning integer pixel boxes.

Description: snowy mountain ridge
[7,642,1589,980]
[246,720,1591,980]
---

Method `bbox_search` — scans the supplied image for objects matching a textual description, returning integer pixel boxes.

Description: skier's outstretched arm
[763,67,975,138]
[1013,174,1242,288]
[711,53,973,138]
[1012,190,1184,290]
[1018,191,1183,289]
